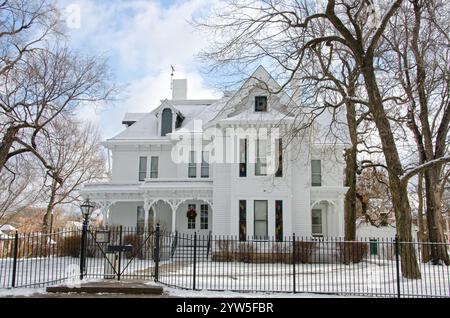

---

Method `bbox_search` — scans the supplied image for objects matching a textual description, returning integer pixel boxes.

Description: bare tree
[192,0,450,277]
[0,154,43,225]
[39,117,107,233]
[384,0,450,264]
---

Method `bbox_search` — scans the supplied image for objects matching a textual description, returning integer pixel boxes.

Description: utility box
[369,239,378,255]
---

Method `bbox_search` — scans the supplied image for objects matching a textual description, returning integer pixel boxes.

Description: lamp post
[80,198,95,280]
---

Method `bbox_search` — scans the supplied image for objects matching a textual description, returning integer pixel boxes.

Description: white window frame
[255,139,267,176]
[138,156,147,181]
[311,160,322,186]
[150,156,159,178]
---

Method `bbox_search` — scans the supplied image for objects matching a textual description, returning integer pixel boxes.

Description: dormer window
[161,108,173,136]
[255,96,267,112]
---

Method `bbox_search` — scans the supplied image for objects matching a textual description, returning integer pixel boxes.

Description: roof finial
[170,64,175,90]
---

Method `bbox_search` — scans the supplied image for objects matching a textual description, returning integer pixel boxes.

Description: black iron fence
[0,229,82,288]
[1,225,449,298]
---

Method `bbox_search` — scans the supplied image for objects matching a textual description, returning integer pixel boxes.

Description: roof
[122,113,147,125]
[105,66,308,144]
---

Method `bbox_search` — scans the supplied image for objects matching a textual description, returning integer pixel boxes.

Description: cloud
[60,0,222,139]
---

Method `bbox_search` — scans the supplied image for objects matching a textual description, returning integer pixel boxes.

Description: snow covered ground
[1,256,449,297]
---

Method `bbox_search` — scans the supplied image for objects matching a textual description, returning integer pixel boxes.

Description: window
[255,96,267,112]
[275,139,283,177]
[187,204,196,229]
[150,156,158,178]
[311,160,322,186]
[239,200,246,241]
[312,209,323,237]
[137,206,145,234]
[239,139,247,177]
[200,204,209,230]
[201,151,209,178]
[254,200,268,240]
[161,108,173,136]
[255,139,267,176]
[138,156,147,181]
[188,151,197,178]
[275,200,283,242]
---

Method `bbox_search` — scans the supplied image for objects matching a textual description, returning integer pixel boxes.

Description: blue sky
[57,0,225,139]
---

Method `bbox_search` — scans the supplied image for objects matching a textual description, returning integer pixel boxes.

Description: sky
[57,0,224,139]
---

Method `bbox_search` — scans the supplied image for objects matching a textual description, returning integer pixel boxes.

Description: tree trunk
[424,168,449,265]
[361,63,421,279]
[417,173,430,263]
[0,126,20,173]
[344,145,357,241]
[43,181,57,234]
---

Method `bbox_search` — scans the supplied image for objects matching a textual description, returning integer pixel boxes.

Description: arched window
[161,108,173,136]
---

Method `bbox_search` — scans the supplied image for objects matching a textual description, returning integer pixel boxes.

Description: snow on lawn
[1,255,449,298]
[161,285,360,298]
[156,259,450,297]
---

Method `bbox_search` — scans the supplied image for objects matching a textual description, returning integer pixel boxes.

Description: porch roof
[80,179,213,202]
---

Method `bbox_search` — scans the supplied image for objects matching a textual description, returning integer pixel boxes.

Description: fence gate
[84,226,157,281]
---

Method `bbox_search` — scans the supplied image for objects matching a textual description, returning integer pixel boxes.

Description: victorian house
[81,66,348,239]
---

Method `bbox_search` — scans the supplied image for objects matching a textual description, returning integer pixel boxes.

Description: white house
[81,66,348,239]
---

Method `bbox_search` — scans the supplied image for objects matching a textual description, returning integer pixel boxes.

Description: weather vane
[170,64,175,90]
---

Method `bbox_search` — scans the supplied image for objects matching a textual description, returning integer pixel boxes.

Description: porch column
[99,201,114,227]
[171,206,177,232]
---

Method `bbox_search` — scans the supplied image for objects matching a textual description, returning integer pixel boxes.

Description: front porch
[80,179,213,235]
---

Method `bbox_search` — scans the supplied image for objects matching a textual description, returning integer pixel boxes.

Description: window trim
[255,139,267,176]
[188,151,197,178]
[311,160,322,186]
[312,208,323,237]
[201,151,209,178]
[275,200,283,242]
[239,200,246,241]
[200,204,209,230]
[138,156,147,181]
[150,156,159,179]
[239,139,247,177]
[187,204,196,229]
[161,108,173,136]
[254,200,268,240]
[275,138,283,177]
[255,96,268,112]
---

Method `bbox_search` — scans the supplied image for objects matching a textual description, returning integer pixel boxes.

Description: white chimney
[172,79,187,100]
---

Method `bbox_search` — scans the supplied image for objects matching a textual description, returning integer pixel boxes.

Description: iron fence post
[11,231,19,288]
[79,215,88,280]
[292,234,296,294]
[193,232,197,290]
[394,235,401,298]
[154,224,160,282]
[117,225,123,281]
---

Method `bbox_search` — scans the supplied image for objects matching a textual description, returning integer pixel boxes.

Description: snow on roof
[122,112,147,124]
[109,112,160,140]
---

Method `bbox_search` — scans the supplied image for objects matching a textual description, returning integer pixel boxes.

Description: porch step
[46,280,163,295]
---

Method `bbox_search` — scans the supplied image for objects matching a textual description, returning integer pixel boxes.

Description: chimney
[172,79,187,100]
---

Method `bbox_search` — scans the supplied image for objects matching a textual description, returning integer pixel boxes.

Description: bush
[212,239,236,262]
[271,243,290,263]
[338,241,368,264]
[123,234,143,259]
[60,235,81,257]
[293,241,316,264]
[237,242,256,262]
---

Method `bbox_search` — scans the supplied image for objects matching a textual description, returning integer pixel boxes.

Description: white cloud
[59,0,222,138]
